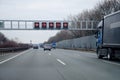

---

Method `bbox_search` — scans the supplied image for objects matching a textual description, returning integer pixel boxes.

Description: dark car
[33,45,39,49]
[43,44,52,51]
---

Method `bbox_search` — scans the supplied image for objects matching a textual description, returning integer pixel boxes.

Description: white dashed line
[48,53,51,55]
[0,50,30,65]
[57,59,66,66]
[102,60,120,66]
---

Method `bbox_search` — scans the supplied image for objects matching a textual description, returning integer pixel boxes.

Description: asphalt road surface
[0,48,120,80]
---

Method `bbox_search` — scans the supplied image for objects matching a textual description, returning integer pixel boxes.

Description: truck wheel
[97,48,103,59]
[107,48,114,60]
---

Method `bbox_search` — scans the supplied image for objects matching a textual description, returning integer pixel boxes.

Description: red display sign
[63,22,68,29]
[42,22,47,29]
[34,22,68,30]
[56,22,61,29]
[34,22,39,28]
[49,22,54,29]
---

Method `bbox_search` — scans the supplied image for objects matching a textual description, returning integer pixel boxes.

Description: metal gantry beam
[0,20,99,30]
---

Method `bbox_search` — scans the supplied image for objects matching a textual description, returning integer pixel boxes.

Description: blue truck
[52,42,56,49]
[96,10,120,60]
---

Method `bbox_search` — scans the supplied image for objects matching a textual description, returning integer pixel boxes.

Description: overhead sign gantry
[0,20,99,30]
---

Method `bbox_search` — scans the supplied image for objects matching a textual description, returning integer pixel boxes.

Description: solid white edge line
[102,60,120,66]
[0,49,30,65]
[57,59,66,65]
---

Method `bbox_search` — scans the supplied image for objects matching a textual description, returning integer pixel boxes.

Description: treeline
[0,32,29,48]
[46,0,120,43]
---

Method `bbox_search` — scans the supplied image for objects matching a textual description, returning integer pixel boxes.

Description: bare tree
[46,0,120,43]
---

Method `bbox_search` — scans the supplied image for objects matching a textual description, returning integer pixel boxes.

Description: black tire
[107,48,114,60]
[97,48,103,59]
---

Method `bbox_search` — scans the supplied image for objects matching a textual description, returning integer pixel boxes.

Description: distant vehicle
[39,44,44,48]
[43,44,52,51]
[52,42,56,49]
[95,10,120,60]
[33,45,39,49]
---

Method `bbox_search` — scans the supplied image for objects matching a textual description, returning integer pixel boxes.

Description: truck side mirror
[94,35,98,38]
[94,30,98,38]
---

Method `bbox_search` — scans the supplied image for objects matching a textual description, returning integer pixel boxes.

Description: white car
[43,44,52,51]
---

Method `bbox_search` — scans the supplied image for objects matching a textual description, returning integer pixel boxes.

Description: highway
[0,48,120,80]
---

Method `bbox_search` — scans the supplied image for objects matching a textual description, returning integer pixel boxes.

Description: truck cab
[96,20,108,59]
[96,21,103,48]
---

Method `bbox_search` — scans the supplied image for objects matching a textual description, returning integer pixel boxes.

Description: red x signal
[49,22,54,29]
[63,22,68,29]
[34,22,39,29]
[56,22,61,29]
[42,22,47,29]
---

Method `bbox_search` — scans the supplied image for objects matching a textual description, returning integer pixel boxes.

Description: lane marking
[48,53,51,55]
[74,54,80,56]
[102,60,120,66]
[57,59,66,66]
[0,49,30,65]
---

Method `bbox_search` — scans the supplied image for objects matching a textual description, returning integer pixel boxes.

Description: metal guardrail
[0,47,30,53]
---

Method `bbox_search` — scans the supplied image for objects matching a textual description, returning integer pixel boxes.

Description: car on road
[33,45,39,49]
[52,42,56,49]
[43,44,52,51]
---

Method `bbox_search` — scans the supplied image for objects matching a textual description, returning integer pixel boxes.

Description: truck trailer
[96,10,120,60]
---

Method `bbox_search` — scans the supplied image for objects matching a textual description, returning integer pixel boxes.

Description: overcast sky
[0,0,103,44]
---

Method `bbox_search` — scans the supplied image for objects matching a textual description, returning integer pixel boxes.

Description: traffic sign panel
[63,22,68,29]
[42,22,47,29]
[56,22,61,29]
[34,22,39,29]
[49,22,54,29]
